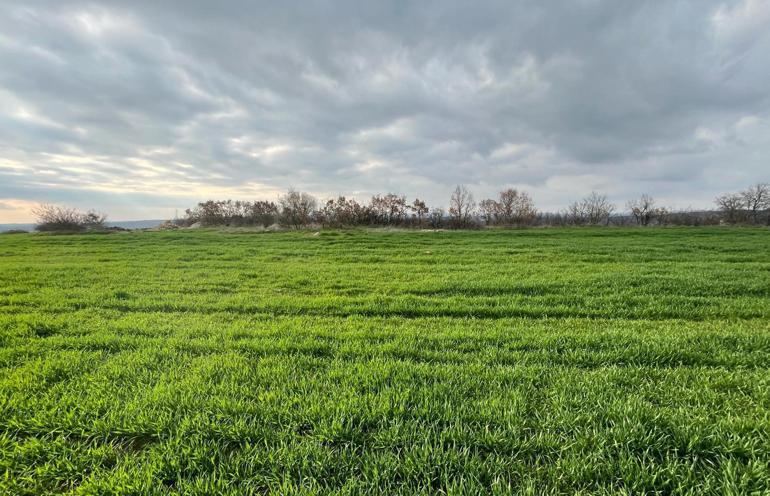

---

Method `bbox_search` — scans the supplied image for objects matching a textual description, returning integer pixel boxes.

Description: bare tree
[627,194,653,226]
[249,201,279,227]
[428,208,445,228]
[715,192,745,224]
[279,189,318,228]
[369,195,386,224]
[448,185,476,228]
[568,192,615,225]
[478,199,498,226]
[185,200,218,226]
[497,188,537,226]
[384,194,408,225]
[32,204,107,232]
[410,198,429,227]
[741,183,770,225]
[321,196,368,227]
[627,194,664,226]
[497,189,519,224]
[82,210,108,228]
[369,194,408,225]
[654,206,670,226]
[586,192,615,225]
[565,202,585,226]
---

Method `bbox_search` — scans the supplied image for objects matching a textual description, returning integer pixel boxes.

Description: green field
[1,228,769,495]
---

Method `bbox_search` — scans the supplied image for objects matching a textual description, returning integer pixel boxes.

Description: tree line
[174,183,769,229]
[31,183,769,231]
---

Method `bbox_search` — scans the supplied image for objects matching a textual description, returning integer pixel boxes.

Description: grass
[0,227,768,495]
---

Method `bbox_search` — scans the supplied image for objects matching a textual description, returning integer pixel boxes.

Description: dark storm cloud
[0,0,768,220]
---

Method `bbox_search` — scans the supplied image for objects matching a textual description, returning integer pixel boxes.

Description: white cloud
[712,0,770,46]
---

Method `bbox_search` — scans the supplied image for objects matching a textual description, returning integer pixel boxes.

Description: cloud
[0,0,769,220]
[0,198,40,223]
[712,0,770,47]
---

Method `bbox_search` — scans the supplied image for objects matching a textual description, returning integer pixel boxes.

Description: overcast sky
[1,0,769,222]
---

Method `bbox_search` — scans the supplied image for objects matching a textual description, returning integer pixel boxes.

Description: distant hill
[0,220,165,233]
[0,223,35,232]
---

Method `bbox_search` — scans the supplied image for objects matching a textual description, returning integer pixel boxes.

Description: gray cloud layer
[1,0,769,220]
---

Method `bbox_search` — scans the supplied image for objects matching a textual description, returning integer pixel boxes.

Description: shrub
[32,204,107,232]
[182,200,279,227]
